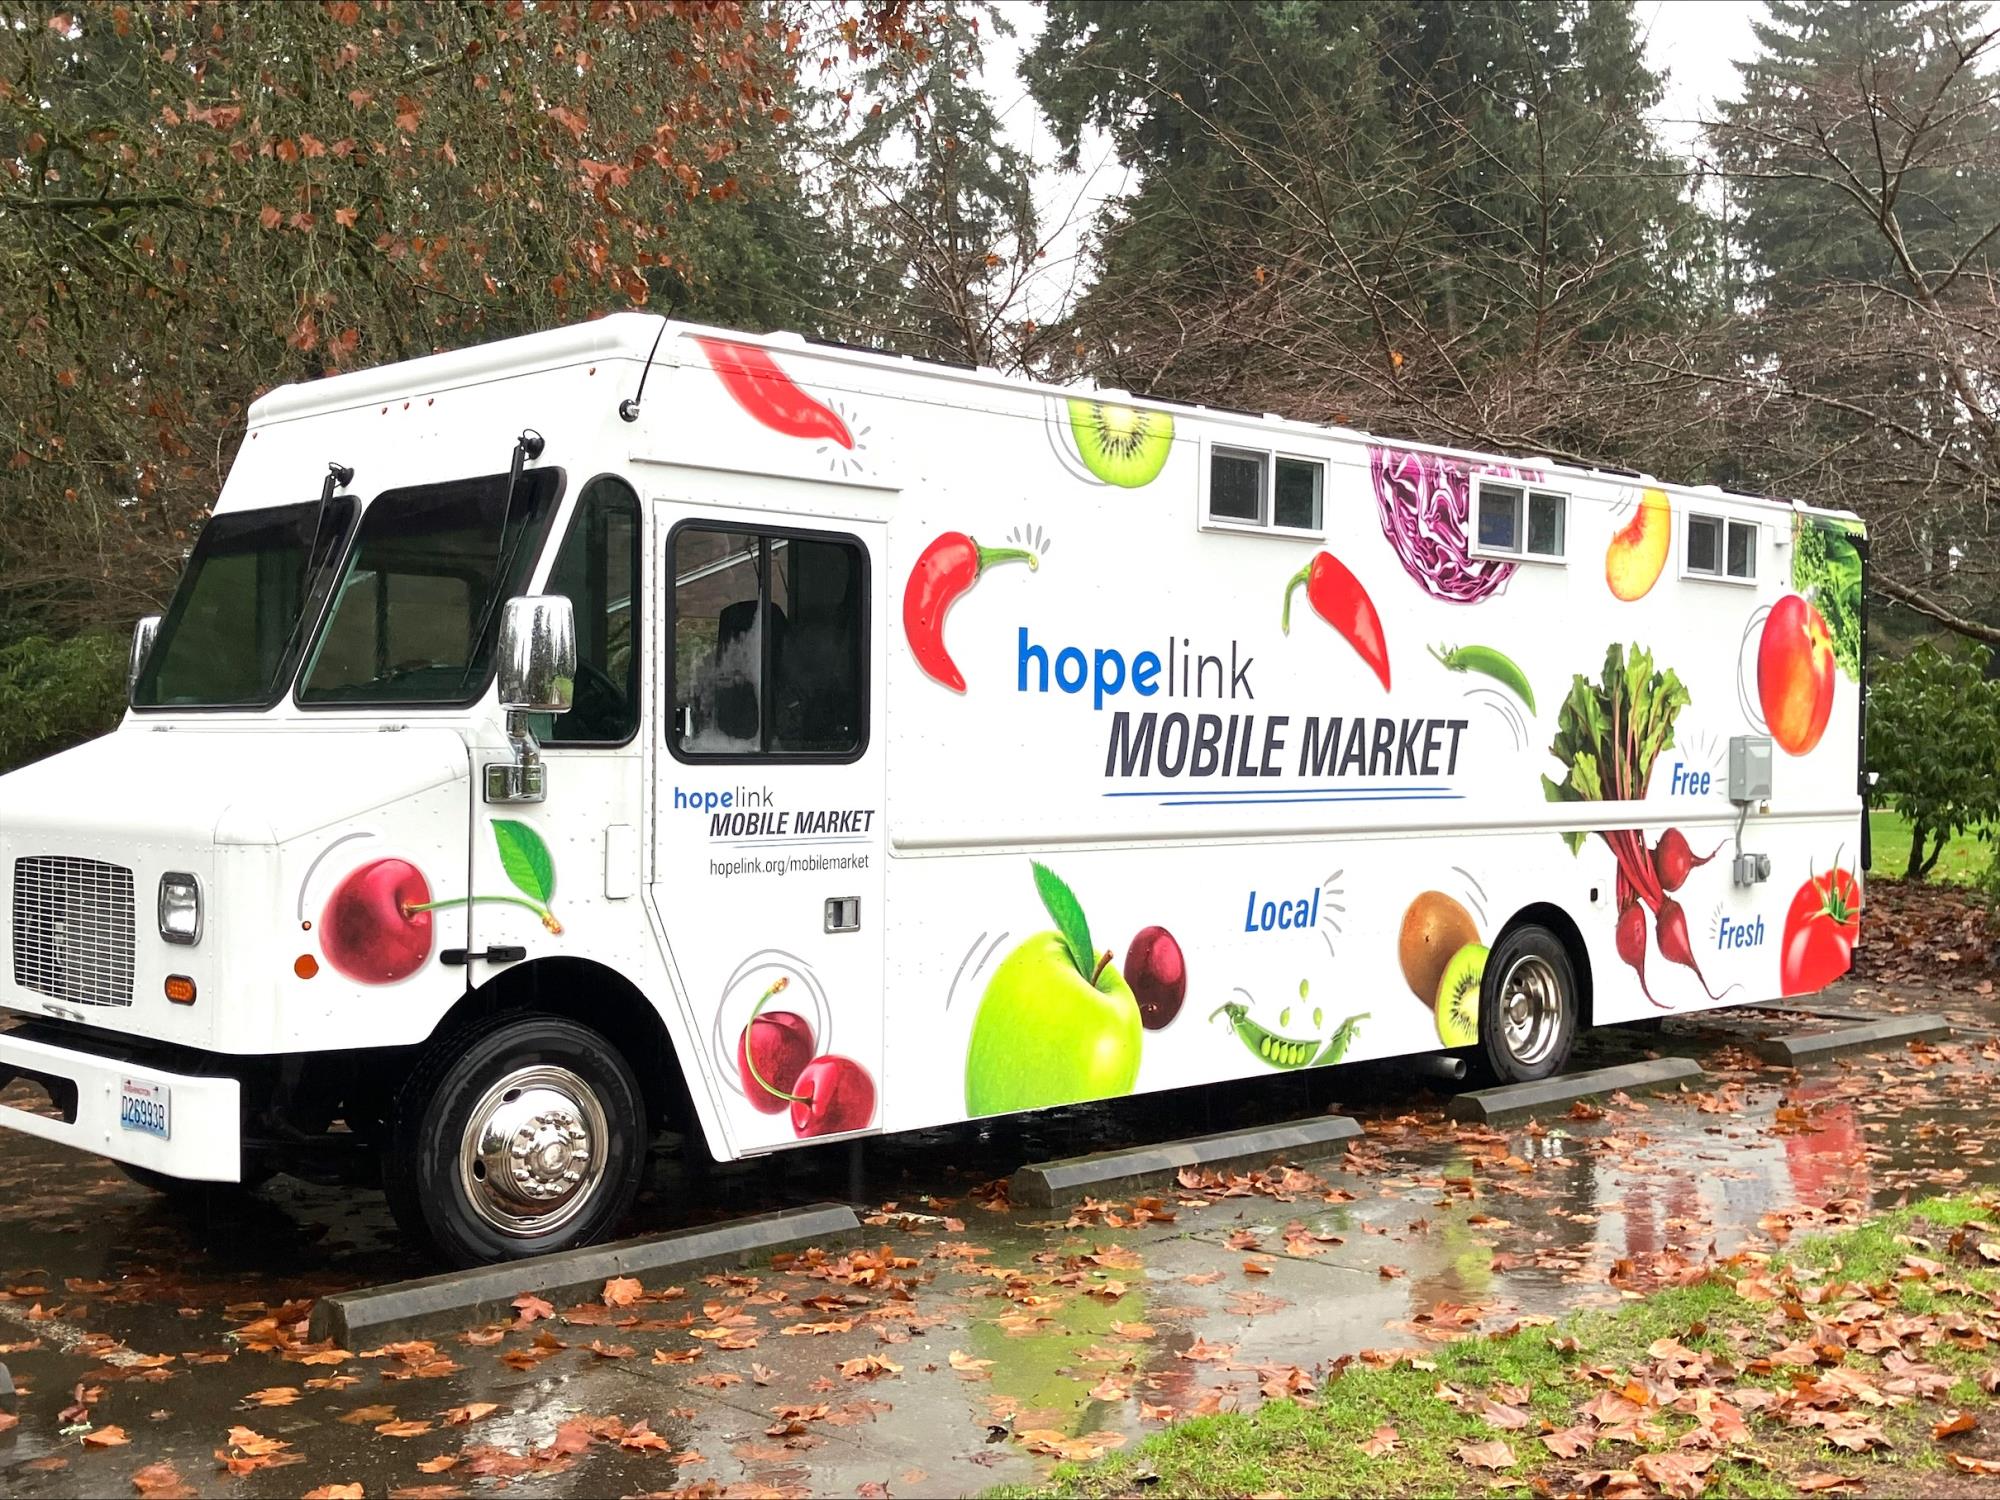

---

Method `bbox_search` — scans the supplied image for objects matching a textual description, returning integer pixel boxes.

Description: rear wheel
[1475,926,1578,1085]
[382,1014,646,1267]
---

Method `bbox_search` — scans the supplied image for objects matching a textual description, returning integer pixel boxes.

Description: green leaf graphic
[1031,861,1094,981]
[492,819,555,905]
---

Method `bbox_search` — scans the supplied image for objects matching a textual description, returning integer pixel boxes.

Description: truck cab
[0,314,888,1264]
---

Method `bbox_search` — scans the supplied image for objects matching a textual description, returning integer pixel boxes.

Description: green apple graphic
[964,863,1144,1117]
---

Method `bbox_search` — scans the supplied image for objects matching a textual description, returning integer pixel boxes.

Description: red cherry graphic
[321,858,433,984]
[789,1055,875,1138]
[738,1009,816,1114]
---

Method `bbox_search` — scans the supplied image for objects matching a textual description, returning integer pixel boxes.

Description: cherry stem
[743,978,807,1104]
[405,893,562,934]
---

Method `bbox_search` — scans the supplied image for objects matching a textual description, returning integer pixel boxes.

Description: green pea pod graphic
[1312,1012,1367,1066]
[1429,643,1535,715]
[1211,1003,1368,1071]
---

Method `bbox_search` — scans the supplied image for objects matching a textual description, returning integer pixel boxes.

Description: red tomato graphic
[1779,866,1861,996]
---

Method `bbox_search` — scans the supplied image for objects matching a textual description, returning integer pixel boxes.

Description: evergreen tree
[1716,0,2000,306]
[1022,1,1714,466]
[829,1,1043,367]
[1706,1,2000,636]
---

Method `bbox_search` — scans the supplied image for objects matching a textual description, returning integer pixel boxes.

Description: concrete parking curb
[308,1203,861,1347]
[1010,1114,1363,1209]
[1752,1014,1951,1066]
[1445,1056,1705,1125]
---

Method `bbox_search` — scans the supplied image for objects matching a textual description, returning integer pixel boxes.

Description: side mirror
[127,615,161,701]
[496,595,575,715]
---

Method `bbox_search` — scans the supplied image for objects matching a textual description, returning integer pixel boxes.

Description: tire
[382,1013,646,1267]
[1475,925,1579,1085]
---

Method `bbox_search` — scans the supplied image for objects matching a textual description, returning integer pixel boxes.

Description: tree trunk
[1909,822,1934,880]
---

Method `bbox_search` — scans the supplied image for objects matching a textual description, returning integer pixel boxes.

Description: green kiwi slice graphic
[1067,398,1174,487]
[1433,942,1487,1048]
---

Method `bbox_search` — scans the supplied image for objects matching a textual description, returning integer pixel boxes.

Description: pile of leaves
[1851,875,1996,984]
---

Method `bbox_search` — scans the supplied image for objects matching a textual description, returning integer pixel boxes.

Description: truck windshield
[131,498,356,709]
[296,467,562,706]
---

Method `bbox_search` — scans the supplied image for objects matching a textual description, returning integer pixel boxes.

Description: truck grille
[11,856,137,1008]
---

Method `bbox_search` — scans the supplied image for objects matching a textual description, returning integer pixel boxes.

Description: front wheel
[382,1014,647,1266]
[1475,926,1579,1085]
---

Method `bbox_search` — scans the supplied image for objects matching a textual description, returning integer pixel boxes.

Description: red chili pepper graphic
[693,336,853,449]
[904,532,1038,692]
[1282,550,1391,690]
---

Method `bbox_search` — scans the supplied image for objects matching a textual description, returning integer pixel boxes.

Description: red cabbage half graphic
[1369,443,1540,604]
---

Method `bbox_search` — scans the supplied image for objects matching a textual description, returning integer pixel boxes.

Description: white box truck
[0,316,1867,1263]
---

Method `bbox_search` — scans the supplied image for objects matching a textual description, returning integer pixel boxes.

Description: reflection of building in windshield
[676,531,769,755]
[685,606,766,755]
[672,528,863,757]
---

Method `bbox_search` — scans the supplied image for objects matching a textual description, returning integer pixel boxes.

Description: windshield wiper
[271,461,354,685]
[456,429,545,695]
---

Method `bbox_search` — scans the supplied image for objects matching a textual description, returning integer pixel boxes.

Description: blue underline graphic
[730,836,873,848]
[1103,785,1448,798]
[1154,793,1467,808]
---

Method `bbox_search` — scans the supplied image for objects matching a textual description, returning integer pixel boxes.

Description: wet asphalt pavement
[1,995,1997,1498]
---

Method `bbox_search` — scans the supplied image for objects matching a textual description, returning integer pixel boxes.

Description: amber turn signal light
[164,975,196,1005]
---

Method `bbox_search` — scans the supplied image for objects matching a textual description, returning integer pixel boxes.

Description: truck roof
[247,313,1859,525]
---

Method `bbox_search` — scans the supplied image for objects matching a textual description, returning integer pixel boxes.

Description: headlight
[158,872,201,945]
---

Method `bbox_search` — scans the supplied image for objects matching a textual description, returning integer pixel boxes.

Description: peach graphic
[1606,489,1671,601]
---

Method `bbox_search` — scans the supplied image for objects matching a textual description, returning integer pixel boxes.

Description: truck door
[650,508,886,1153]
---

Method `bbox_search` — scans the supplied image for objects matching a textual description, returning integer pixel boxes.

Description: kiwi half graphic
[1434,942,1487,1047]
[1067,398,1174,487]
[1398,891,1480,1006]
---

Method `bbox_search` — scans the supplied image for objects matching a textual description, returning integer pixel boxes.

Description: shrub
[0,632,128,774]
[1869,640,2000,880]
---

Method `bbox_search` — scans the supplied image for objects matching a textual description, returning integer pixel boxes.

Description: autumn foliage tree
[0,0,932,644]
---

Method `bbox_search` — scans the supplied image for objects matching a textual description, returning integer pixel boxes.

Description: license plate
[119,1078,170,1140]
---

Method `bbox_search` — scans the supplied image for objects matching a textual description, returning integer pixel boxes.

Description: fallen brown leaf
[1933,1410,1977,1439]
[129,1461,196,1498]
[511,1293,555,1324]
[1634,1450,1715,1499]
[83,1426,130,1448]
[602,1276,643,1307]
[1456,1438,1515,1470]
[1358,1424,1400,1458]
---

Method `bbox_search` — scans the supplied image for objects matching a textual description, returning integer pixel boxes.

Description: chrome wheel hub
[1499,954,1563,1068]
[459,1065,608,1237]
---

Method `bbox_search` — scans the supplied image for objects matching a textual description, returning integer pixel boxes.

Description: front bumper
[0,1028,241,1182]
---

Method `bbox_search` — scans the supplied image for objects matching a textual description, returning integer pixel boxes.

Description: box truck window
[542,476,641,746]
[1473,480,1567,561]
[297,467,563,706]
[1206,447,1325,532]
[670,525,866,760]
[133,496,356,709]
[1685,513,1757,582]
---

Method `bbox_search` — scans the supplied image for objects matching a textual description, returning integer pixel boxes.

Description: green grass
[997,1194,2000,1498]
[1868,808,1991,883]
